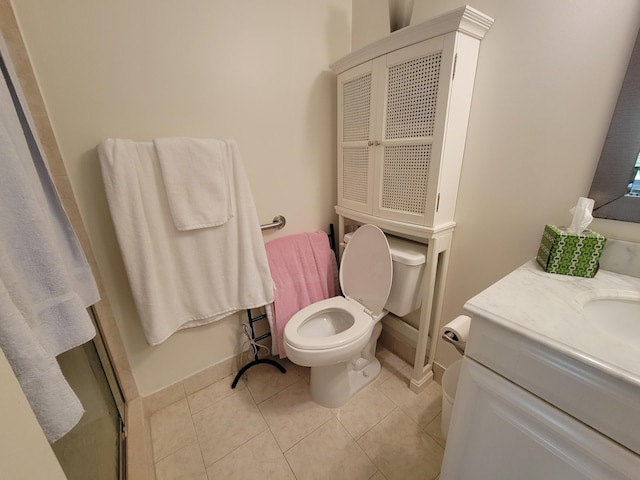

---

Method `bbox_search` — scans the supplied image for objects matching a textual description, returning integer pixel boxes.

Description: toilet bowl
[283,297,383,366]
[284,224,393,408]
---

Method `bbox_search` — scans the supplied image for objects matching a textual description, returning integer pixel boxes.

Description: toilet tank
[344,231,426,317]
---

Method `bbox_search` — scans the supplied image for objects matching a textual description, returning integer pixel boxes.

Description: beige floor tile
[150,398,198,461]
[147,343,445,480]
[332,384,396,440]
[285,417,378,480]
[154,443,207,480]
[206,429,295,480]
[192,389,268,466]
[187,373,246,415]
[376,365,421,405]
[370,472,388,480]
[258,380,333,452]
[424,413,446,448]
[376,346,407,375]
[145,381,187,417]
[358,408,444,480]
[291,363,311,383]
[373,361,401,388]
[372,347,410,390]
[377,365,442,428]
[242,357,302,404]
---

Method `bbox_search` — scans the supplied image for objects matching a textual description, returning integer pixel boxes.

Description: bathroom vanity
[440,260,640,479]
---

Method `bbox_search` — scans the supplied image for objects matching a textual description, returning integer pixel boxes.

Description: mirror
[589,28,640,223]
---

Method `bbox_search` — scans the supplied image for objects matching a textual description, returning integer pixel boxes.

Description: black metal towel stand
[231,308,285,388]
[230,224,337,389]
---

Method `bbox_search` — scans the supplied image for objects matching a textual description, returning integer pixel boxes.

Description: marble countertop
[464,259,640,388]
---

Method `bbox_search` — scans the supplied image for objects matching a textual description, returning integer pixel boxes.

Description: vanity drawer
[465,315,640,455]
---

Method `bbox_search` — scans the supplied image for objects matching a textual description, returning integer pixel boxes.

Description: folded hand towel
[98,137,274,345]
[265,231,337,358]
[154,137,233,231]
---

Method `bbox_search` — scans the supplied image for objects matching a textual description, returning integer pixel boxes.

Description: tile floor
[149,346,445,480]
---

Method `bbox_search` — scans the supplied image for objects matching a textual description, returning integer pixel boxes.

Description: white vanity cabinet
[330,6,493,391]
[443,356,639,480]
[440,262,640,479]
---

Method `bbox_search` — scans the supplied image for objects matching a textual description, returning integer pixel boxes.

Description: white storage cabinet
[330,7,493,391]
[333,7,492,230]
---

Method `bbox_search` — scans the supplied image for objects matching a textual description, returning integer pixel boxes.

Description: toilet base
[310,357,381,408]
[309,323,384,408]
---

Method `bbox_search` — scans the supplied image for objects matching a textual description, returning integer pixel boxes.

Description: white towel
[0,252,86,444]
[1,37,99,443]
[98,137,274,345]
[154,137,233,231]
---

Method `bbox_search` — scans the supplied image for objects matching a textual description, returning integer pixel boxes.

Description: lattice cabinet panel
[337,61,376,214]
[343,73,372,143]
[342,147,370,205]
[381,144,431,215]
[386,52,442,140]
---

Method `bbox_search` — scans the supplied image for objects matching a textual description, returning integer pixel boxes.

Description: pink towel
[266,231,337,358]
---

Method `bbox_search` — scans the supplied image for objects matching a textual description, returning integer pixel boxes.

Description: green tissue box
[536,225,606,278]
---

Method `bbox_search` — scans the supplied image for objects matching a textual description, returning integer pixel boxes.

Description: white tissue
[440,315,471,350]
[567,197,594,234]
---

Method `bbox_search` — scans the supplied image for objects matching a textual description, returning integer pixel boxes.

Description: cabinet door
[373,36,451,225]
[337,62,377,214]
[441,358,640,480]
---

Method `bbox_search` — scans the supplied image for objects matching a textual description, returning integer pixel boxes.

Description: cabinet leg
[411,231,452,392]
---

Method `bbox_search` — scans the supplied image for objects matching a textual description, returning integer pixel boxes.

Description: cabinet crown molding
[330,5,493,74]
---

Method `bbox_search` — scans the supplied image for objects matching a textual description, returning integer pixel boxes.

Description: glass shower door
[51,307,125,480]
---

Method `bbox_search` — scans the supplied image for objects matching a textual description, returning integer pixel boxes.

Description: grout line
[250,373,304,406]
[281,441,299,479]
[152,347,442,478]
[148,398,196,464]
[152,438,200,467]
[200,423,269,473]
[280,413,334,455]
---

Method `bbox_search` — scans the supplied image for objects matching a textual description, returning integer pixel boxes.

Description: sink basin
[583,297,640,347]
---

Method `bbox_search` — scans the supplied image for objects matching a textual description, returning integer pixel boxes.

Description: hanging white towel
[0,35,99,443]
[98,137,274,345]
[0,251,87,444]
[154,137,233,231]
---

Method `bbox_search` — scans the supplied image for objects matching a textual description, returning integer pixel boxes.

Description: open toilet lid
[340,224,392,314]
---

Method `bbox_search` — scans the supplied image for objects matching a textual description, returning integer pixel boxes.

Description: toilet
[283,224,426,408]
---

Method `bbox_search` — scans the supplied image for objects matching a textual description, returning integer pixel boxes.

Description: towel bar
[260,215,286,231]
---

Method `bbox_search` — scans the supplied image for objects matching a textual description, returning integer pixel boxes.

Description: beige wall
[11,0,352,395]
[410,0,640,367]
[12,0,640,397]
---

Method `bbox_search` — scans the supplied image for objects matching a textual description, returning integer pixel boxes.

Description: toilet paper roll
[440,315,471,348]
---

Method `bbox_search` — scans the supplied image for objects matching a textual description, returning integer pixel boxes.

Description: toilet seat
[284,296,372,351]
[284,224,392,352]
[340,224,392,315]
